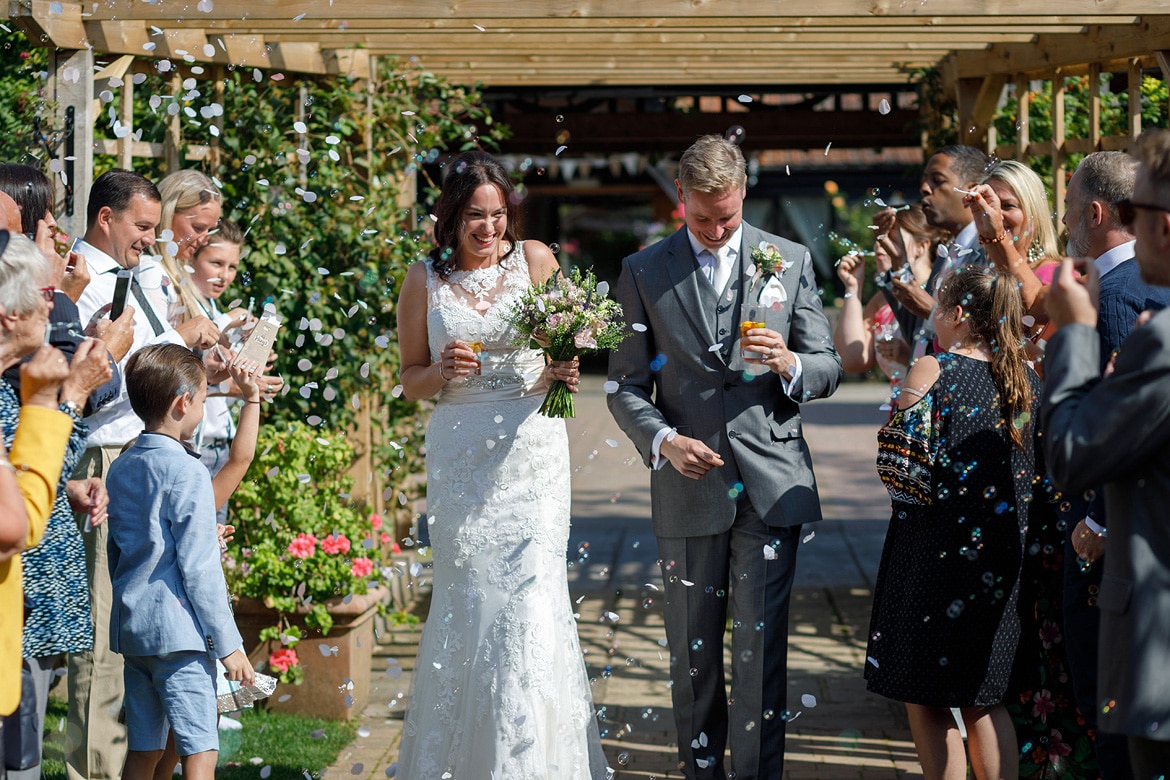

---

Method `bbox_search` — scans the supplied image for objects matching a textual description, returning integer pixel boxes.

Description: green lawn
[41,697,356,780]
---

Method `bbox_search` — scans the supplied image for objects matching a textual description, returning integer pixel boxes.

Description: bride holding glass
[394,151,610,779]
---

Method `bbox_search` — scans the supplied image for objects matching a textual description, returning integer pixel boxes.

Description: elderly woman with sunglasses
[0,231,113,773]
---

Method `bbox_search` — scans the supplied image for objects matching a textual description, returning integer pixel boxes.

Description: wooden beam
[1128,57,1142,146]
[1052,71,1066,223]
[956,16,1170,78]
[143,15,1141,31]
[78,1,1170,22]
[12,0,87,49]
[957,74,1007,147]
[497,108,921,153]
[1015,78,1030,162]
[1089,62,1101,150]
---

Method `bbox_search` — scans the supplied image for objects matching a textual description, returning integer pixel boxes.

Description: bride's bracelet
[437,362,449,381]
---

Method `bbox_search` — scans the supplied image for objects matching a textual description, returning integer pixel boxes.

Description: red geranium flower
[287,532,317,559]
[269,647,299,673]
[321,533,351,554]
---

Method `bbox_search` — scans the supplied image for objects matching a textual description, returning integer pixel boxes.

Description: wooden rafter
[7,0,1160,87]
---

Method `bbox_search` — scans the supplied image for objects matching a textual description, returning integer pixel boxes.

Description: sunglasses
[39,286,57,302]
[1115,198,1170,227]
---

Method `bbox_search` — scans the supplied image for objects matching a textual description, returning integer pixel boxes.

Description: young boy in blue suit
[106,344,254,780]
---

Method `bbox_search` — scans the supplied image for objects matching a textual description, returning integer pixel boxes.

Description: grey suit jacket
[1042,310,1170,740]
[608,224,841,537]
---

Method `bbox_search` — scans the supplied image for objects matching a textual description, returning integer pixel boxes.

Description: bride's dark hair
[429,151,521,280]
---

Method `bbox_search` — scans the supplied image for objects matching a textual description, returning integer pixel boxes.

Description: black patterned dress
[865,353,1043,708]
[0,381,91,658]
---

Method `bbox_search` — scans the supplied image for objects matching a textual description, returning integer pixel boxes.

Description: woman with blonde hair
[155,171,224,338]
[964,160,1062,333]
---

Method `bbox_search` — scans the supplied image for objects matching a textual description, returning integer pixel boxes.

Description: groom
[607,135,841,779]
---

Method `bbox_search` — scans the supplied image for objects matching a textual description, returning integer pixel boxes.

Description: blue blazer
[106,432,242,658]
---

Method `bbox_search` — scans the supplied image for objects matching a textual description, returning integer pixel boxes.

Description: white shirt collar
[76,238,122,275]
[1094,239,1135,278]
[686,224,744,264]
[952,221,979,252]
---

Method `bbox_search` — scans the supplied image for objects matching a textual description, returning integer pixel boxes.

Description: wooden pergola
[10,0,1170,234]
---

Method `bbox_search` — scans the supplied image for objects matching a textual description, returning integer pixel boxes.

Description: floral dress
[0,381,90,658]
[866,354,1041,708]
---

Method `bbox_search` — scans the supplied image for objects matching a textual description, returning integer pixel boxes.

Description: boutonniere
[748,242,790,294]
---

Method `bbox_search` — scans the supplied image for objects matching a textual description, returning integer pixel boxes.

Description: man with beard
[1056,150,1170,780]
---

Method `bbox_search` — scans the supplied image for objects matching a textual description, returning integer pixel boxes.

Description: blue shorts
[123,651,219,755]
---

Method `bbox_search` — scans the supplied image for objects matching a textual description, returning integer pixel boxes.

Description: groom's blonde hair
[678,135,747,195]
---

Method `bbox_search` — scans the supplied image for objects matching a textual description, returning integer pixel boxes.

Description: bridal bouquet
[509,266,628,418]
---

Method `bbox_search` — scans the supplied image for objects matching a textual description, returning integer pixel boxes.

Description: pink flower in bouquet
[321,533,351,555]
[351,557,374,577]
[269,647,299,673]
[390,541,402,554]
[370,513,383,530]
[573,329,598,350]
[287,533,317,559]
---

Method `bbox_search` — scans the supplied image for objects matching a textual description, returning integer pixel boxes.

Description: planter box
[234,586,388,720]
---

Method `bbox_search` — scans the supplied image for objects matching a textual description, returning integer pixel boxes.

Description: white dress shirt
[75,240,187,447]
[1094,239,1136,278]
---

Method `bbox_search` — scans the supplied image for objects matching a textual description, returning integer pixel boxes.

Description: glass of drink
[740,320,766,359]
[468,342,484,375]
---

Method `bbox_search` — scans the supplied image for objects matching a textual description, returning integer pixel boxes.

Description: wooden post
[1052,71,1066,224]
[209,66,225,170]
[1128,58,1143,148]
[118,71,134,170]
[50,48,95,239]
[1088,63,1101,152]
[164,72,182,173]
[297,83,308,187]
[1015,77,1029,162]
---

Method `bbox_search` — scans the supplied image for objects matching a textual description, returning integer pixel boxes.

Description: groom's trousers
[657,496,801,780]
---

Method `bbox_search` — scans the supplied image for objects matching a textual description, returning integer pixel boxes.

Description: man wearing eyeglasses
[1057,151,1170,780]
[1043,130,1170,778]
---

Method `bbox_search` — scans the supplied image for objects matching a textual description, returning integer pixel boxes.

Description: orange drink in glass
[740,320,766,358]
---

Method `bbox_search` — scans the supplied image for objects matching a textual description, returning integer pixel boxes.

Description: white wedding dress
[396,243,610,780]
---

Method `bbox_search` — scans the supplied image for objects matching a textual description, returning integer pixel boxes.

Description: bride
[394,151,610,779]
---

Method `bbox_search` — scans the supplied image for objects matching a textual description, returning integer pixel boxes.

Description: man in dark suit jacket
[880,145,988,356]
[1059,150,1170,779]
[608,135,841,779]
[1043,129,1170,779]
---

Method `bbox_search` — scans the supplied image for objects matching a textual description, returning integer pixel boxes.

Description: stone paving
[326,378,921,779]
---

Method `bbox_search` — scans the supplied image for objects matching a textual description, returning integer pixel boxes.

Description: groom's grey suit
[608,223,841,779]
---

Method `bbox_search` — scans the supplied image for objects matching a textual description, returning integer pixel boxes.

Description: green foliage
[992,73,1169,181]
[40,699,356,780]
[225,424,393,653]
[0,27,54,165]
[915,66,960,153]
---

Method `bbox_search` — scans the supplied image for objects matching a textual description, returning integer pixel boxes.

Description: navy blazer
[106,432,242,659]
[2,292,121,415]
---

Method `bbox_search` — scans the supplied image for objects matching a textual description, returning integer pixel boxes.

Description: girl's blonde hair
[157,170,222,322]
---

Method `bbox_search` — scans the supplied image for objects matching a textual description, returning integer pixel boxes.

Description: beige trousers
[66,445,127,780]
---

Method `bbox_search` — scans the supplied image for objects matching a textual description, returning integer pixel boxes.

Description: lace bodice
[426,242,546,403]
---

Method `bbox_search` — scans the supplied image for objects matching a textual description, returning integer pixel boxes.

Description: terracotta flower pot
[234,585,388,720]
